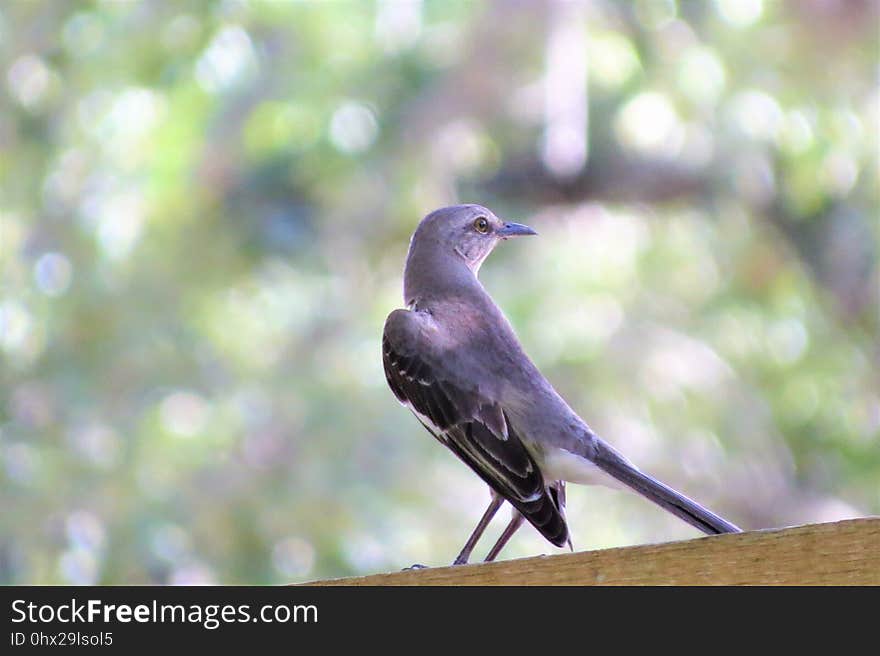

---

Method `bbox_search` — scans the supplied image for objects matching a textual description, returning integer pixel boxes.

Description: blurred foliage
[0,0,877,584]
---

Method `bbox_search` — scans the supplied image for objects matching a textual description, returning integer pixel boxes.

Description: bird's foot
[402,563,428,571]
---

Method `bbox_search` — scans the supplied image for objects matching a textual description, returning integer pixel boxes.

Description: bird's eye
[473,217,489,234]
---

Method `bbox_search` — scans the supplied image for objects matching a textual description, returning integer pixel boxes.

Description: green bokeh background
[1,0,877,584]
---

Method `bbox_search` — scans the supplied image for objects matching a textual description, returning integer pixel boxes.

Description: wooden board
[308,517,880,585]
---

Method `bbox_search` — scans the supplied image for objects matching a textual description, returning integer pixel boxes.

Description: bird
[382,204,742,565]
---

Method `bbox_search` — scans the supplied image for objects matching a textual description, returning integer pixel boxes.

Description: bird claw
[402,563,428,571]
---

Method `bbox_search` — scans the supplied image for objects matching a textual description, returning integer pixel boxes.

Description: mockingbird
[383,204,741,565]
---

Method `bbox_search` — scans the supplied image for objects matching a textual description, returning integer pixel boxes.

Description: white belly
[540,447,624,490]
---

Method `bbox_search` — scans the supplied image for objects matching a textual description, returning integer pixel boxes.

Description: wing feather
[383,309,568,547]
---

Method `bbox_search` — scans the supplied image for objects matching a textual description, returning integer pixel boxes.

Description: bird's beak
[497,222,538,239]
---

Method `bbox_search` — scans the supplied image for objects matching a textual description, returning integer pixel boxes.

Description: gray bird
[382,204,741,565]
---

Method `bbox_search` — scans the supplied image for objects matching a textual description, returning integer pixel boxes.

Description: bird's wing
[383,308,569,547]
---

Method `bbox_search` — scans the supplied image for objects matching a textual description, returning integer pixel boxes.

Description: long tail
[593,441,741,535]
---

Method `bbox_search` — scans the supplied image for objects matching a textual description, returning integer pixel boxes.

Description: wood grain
[308,517,880,585]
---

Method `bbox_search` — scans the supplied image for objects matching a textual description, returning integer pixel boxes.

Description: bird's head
[411,204,537,275]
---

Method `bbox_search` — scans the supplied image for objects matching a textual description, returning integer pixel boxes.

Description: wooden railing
[309,517,879,585]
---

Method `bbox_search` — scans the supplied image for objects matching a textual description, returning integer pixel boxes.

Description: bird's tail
[593,441,741,535]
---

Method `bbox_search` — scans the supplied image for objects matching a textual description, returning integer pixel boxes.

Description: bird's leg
[484,512,525,562]
[453,493,504,565]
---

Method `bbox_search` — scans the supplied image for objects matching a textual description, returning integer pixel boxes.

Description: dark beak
[497,222,537,239]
